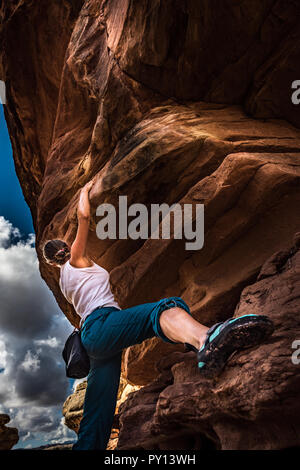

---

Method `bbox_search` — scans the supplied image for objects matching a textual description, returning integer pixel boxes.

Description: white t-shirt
[59,260,121,326]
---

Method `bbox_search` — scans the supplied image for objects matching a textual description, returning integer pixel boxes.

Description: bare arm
[69,181,94,268]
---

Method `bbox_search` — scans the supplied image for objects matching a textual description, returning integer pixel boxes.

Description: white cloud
[0,217,74,448]
[0,337,8,369]
[34,337,60,348]
[20,350,41,373]
[0,216,21,247]
[22,431,31,442]
[9,407,76,448]
[47,417,76,445]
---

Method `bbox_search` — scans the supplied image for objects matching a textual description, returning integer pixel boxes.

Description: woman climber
[42,181,274,450]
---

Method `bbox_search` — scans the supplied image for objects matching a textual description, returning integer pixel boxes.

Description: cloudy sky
[0,106,77,449]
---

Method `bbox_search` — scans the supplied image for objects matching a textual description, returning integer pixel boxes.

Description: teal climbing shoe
[186,314,274,378]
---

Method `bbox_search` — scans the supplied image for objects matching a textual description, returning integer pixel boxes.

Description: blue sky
[0,104,76,449]
[0,106,34,236]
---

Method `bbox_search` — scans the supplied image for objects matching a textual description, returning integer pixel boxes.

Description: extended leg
[72,352,122,450]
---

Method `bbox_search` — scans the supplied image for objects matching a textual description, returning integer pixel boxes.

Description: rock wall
[117,236,300,450]
[0,414,19,450]
[1,0,300,449]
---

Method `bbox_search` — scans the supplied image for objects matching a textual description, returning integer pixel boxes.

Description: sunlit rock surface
[1,0,300,449]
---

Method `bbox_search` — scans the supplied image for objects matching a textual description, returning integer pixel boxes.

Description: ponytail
[42,239,70,266]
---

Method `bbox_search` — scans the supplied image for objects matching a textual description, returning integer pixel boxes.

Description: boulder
[0,414,19,450]
[62,381,87,435]
[117,237,300,450]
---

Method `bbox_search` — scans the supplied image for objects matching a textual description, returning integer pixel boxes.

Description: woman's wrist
[81,187,90,195]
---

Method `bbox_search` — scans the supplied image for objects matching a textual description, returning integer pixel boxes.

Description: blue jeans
[72,296,191,450]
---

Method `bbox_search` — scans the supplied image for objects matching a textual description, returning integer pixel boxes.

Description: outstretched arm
[69,181,94,268]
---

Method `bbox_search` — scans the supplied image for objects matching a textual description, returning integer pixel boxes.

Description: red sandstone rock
[117,238,300,450]
[1,0,300,449]
[0,414,19,450]
[1,1,300,331]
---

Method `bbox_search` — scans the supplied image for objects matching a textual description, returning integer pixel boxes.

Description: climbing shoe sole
[197,314,275,378]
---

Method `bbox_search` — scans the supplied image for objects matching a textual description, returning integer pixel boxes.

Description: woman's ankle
[188,329,209,351]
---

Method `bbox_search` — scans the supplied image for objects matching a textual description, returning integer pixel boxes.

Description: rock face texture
[117,237,300,450]
[62,381,87,435]
[1,0,300,449]
[0,414,19,450]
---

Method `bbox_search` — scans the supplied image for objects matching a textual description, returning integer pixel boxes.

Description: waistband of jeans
[80,305,119,329]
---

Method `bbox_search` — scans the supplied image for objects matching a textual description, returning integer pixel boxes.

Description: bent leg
[72,352,122,450]
[75,297,208,450]
[159,307,209,350]
[82,296,195,360]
